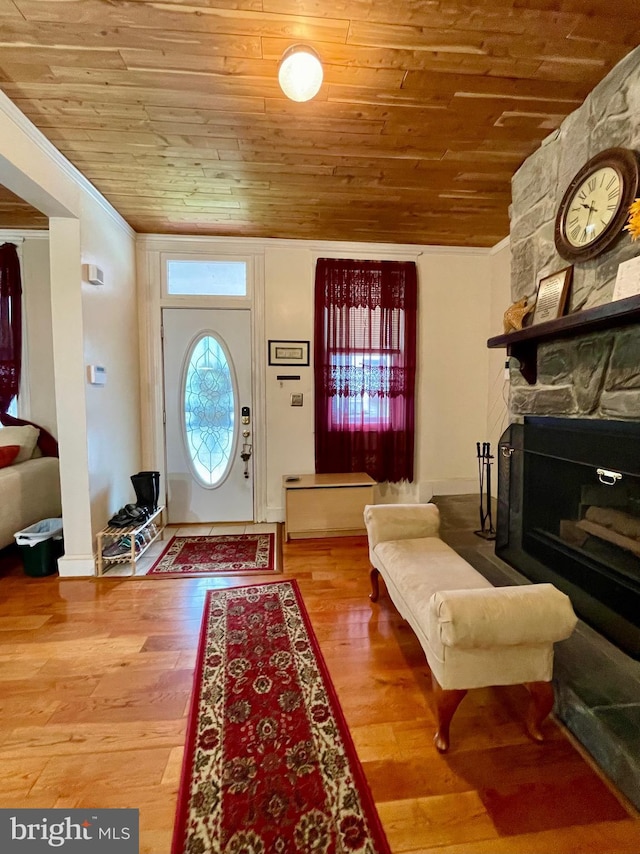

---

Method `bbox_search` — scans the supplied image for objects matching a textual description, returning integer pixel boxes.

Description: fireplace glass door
[523,449,640,624]
[498,416,640,659]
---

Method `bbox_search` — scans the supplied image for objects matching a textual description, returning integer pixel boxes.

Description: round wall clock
[554,147,639,262]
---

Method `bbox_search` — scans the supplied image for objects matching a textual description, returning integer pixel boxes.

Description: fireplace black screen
[497,417,640,659]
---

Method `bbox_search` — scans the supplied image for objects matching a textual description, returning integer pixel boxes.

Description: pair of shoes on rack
[138,526,155,546]
[108,504,151,528]
[103,533,146,558]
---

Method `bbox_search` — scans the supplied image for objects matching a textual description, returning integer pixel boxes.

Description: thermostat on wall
[88,365,106,385]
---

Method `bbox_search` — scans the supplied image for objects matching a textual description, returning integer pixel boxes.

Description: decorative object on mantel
[487,293,640,385]
[554,148,639,263]
[502,297,534,333]
[613,255,640,301]
[531,265,572,325]
[625,197,640,241]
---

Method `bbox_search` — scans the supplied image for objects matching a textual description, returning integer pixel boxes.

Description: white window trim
[159,251,254,308]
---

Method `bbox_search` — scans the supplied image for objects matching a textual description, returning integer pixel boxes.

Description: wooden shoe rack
[96,506,165,577]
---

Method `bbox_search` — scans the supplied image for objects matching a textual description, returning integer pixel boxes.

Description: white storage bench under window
[283,473,375,541]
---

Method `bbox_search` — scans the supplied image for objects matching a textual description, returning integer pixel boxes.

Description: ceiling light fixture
[278,45,323,102]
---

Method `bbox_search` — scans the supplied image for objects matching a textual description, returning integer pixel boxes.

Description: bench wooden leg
[525,680,555,742]
[431,675,467,753]
[369,567,380,602]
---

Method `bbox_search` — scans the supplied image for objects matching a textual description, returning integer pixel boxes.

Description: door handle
[596,468,621,486]
[240,442,252,478]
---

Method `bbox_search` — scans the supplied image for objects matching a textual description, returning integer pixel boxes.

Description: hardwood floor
[1,529,639,853]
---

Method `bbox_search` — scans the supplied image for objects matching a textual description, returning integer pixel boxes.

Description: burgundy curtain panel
[0,243,22,415]
[314,258,417,483]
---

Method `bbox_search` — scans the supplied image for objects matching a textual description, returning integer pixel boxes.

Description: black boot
[133,470,160,511]
[131,472,157,512]
[142,470,160,510]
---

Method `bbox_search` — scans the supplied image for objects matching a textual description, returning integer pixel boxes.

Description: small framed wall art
[612,255,640,301]
[531,266,573,325]
[268,339,310,366]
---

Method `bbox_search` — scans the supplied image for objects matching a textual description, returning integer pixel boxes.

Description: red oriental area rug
[171,581,390,854]
[146,533,277,576]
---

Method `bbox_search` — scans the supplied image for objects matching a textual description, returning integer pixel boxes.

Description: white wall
[487,240,512,495]
[264,247,315,514]
[48,216,93,567]
[139,238,498,523]
[80,193,141,536]
[265,246,500,511]
[416,250,494,499]
[0,92,139,575]
[257,244,499,516]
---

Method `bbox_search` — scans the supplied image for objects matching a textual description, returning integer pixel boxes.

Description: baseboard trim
[426,479,479,496]
[57,554,96,577]
[265,507,284,524]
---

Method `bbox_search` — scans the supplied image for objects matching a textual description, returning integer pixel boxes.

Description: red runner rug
[146,533,277,576]
[171,580,390,854]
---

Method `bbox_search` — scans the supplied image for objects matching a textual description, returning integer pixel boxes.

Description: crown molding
[0,92,134,240]
[490,235,511,254]
[136,232,493,257]
[0,229,48,242]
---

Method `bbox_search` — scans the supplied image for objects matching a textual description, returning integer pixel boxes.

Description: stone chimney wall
[508,46,640,421]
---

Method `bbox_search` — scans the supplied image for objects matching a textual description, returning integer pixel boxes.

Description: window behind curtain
[0,243,22,416]
[314,258,417,483]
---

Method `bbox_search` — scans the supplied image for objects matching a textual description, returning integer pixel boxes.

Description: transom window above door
[165,259,248,297]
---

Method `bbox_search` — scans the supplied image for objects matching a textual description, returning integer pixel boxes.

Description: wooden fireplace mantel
[487,293,640,384]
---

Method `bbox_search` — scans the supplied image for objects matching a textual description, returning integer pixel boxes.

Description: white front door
[162,308,253,524]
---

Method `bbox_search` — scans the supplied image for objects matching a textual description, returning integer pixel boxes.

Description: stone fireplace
[494,46,640,809]
[488,414,640,810]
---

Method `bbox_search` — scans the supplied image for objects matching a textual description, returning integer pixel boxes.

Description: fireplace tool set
[474,442,496,540]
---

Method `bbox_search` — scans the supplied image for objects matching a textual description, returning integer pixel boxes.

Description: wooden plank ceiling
[0,0,639,246]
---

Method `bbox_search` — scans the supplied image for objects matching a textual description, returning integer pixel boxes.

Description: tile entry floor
[101,522,279,577]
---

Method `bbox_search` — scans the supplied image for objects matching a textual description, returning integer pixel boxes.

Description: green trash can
[14,518,64,577]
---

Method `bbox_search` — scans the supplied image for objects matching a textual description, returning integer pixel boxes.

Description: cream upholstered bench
[364,503,577,752]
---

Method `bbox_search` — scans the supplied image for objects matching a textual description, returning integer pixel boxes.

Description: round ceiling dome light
[278,45,323,102]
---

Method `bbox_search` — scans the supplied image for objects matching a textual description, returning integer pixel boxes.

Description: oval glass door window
[183,333,237,487]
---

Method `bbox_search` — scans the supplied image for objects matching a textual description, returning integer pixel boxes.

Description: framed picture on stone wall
[531,266,573,325]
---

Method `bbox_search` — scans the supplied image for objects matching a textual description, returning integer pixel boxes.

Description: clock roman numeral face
[563,166,622,248]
